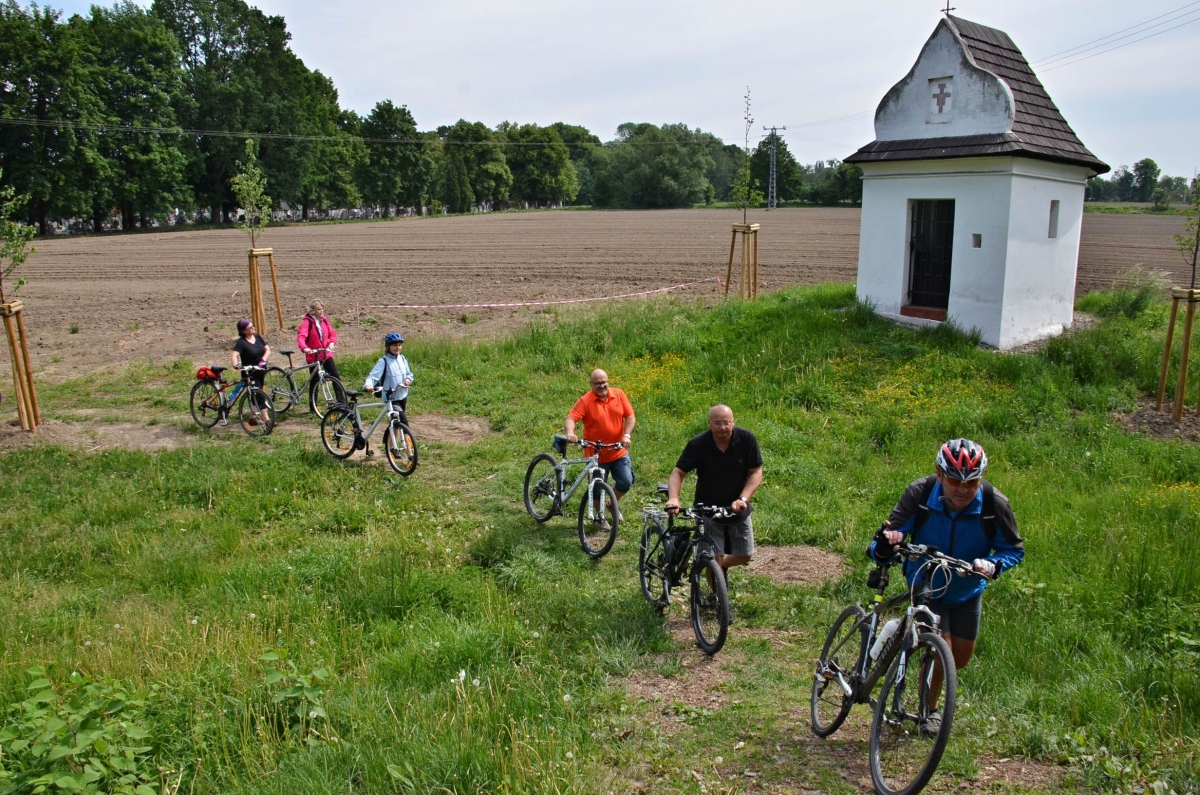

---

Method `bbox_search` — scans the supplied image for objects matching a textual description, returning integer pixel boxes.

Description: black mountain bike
[811,542,989,795]
[638,484,735,655]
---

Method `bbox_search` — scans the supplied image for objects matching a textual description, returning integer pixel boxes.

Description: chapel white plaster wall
[998,160,1091,348]
[874,22,1015,141]
[856,159,1014,347]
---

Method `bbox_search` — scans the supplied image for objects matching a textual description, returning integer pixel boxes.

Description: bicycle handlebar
[895,543,992,580]
[676,503,738,521]
[575,439,625,451]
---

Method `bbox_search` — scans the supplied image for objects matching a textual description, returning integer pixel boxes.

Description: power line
[1040,14,1200,72]
[1030,0,1200,64]
[0,117,724,146]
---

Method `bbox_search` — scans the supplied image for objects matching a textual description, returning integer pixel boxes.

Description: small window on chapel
[1048,200,1060,239]
[971,234,982,248]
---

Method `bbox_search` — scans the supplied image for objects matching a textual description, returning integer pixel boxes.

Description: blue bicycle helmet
[384,332,404,345]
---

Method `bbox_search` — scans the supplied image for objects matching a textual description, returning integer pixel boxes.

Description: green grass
[2,284,1199,793]
[1084,203,1185,216]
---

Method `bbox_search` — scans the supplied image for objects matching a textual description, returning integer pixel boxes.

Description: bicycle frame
[348,396,402,441]
[548,448,611,524]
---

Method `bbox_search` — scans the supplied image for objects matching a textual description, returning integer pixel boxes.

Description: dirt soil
[0,418,189,452]
[1117,401,1200,442]
[747,545,846,587]
[9,208,1182,390]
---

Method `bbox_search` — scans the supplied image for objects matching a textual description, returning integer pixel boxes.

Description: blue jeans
[595,454,635,494]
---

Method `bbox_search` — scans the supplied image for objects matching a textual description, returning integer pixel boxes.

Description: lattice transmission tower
[762,126,785,210]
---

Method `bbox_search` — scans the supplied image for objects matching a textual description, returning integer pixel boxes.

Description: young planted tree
[230,139,281,330]
[1156,176,1200,419]
[0,170,39,431]
[1176,175,1200,289]
[231,139,271,249]
[730,88,764,224]
[0,175,36,304]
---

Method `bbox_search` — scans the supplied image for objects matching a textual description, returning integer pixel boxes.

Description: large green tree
[84,2,189,231]
[1132,158,1161,203]
[502,123,578,207]
[0,2,107,233]
[355,100,432,215]
[438,120,510,211]
[154,0,321,222]
[592,123,713,208]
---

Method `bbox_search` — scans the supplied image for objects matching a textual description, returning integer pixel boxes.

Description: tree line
[1086,158,1193,208]
[0,0,863,235]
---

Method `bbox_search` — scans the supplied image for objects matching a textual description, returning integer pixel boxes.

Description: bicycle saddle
[211,365,228,373]
[343,389,363,398]
[279,349,294,356]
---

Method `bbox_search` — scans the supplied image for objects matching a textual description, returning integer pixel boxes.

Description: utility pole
[762,126,785,210]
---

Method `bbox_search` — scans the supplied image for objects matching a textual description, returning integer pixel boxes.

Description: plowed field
[10,208,1184,382]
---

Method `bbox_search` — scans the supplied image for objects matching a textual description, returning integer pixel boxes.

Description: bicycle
[811,542,989,795]
[261,348,346,420]
[319,387,418,476]
[189,365,276,437]
[638,485,735,655]
[523,435,624,559]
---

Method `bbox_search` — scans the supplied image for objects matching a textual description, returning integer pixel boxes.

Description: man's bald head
[590,369,611,397]
[708,404,735,443]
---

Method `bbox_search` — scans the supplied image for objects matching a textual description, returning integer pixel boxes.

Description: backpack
[908,474,998,542]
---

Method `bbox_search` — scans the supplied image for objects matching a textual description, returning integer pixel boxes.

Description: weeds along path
[1,285,1197,793]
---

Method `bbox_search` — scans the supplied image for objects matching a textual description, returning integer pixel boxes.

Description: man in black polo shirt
[666,404,764,580]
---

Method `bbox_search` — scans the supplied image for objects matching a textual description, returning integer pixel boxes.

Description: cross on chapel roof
[846,15,1109,174]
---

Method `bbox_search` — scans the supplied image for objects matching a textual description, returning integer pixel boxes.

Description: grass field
[1,283,1199,793]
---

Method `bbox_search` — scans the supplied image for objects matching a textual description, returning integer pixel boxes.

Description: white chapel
[845,14,1109,349]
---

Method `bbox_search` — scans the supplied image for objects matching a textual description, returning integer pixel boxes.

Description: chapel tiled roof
[846,15,1109,174]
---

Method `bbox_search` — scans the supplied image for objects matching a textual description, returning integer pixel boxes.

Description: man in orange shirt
[565,369,636,516]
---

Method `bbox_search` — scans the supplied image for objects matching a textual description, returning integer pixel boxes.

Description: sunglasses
[943,477,981,490]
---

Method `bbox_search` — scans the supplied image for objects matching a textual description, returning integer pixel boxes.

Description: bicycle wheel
[523,453,559,522]
[189,379,222,429]
[578,479,618,558]
[262,367,297,415]
[309,375,346,419]
[638,517,670,610]
[384,421,419,476]
[237,387,275,437]
[811,604,868,738]
[320,406,358,459]
[869,632,957,795]
[690,556,729,655]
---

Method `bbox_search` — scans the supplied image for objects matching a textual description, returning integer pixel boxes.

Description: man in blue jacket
[868,438,1024,732]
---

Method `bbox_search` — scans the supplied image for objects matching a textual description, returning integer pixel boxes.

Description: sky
[47,0,1200,177]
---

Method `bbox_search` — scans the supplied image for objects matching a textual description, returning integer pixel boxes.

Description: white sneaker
[218,417,228,427]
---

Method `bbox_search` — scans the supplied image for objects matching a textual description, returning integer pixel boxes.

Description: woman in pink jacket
[296,300,341,389]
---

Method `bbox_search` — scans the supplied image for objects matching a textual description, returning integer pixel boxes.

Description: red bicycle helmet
[935,438,987,481]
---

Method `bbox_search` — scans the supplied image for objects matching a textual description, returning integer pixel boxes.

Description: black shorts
[929,594,983,641]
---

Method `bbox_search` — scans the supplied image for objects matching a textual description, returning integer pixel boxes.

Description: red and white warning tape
[363,276,722,310]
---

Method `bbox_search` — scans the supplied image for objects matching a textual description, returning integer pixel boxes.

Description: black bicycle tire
[811,604,868,738]
[309,374,346,419]
[262,366,297,415]
[320,406,358,459]
[868,631,957,795]
[384,421,419,476]
[237,387,275,437]
[189,379,222,429]
[577,479,618,558]
[638,517,670,609]
[523,453,559,522]
[690,556,729,655]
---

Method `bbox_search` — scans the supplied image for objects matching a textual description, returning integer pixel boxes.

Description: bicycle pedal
[364,449,374,457]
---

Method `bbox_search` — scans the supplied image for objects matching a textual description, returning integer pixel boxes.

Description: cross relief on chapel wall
[927,76,953,123]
